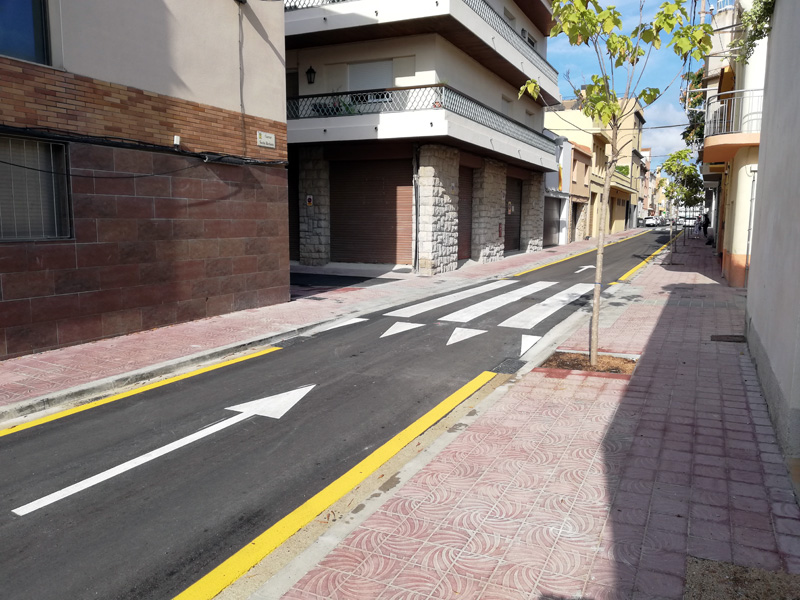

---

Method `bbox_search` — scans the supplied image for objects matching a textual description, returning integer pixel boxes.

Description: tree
[661,149,704,210]
[680,67,705,148]
[520,0,712,365]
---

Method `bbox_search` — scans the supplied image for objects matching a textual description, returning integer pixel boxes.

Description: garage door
[504,177,522,252]
[458,166,473,260]
[330,159,413,264]
[543,197,561,247]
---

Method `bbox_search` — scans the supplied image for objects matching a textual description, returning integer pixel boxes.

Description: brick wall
[0,143,289,359]
[0,57,286,161]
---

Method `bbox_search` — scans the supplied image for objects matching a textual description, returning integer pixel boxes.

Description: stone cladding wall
[297,146,330,266]
[417,145,460,276]
[472,159,507,263]
[521,171,545,253]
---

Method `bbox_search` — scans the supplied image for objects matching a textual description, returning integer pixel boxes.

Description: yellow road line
[0,347,282,439]
[616,229,684,283]
[511,229,650,277]
[173,370,497,600]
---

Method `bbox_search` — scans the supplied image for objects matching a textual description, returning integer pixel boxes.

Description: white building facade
[285,0,559,275]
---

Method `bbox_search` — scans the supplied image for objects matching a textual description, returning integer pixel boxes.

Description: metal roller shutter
[505,177,522,252]
[330,159,413,264]
[458,166,473,260]
[543,197,561,247]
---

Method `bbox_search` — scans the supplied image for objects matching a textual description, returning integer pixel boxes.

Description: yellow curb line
[173,371,497,600]
[511,229,650,277]
[0,347,282,438]
[616,229,684,283]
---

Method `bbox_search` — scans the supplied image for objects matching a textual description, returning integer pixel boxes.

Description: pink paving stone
[429,572,487,600]
[634,569,685,599]
[390,564,444,596]
[687,536,732,562]
[732,545,783,571]
[690,519,731,541]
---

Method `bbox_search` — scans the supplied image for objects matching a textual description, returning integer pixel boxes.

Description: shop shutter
[543,197,561,247]
[458,166,473,260]
[330,159,413,264]
[504,177,522,252]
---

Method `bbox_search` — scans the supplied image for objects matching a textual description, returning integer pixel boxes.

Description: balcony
[287,84,557,167]
[284,0,559,104]
[703,89,762,162]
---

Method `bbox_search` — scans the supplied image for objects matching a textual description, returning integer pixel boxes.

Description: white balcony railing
[287,84,557,154]
[705,89,763,137]
[284,0,559,85]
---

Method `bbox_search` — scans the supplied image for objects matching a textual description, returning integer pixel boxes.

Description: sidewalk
[0,229,643,423]
[247,234,800,600]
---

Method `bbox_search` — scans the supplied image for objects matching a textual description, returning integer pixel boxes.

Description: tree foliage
[661,149,704,208]
[680,67,705,147]
[730,0,775,63]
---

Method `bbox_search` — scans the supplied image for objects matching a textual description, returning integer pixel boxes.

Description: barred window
[0,136,71,241]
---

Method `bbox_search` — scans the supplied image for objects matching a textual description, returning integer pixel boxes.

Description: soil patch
[684,556,800,599]
[539,352,636,375]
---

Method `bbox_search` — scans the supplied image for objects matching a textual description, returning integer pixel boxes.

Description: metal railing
[287,85,557,154]
[713,0,736,11]
[705,89,763,137]
[460,0,558,84]
[284,0,351,10]
[284,0,559,85]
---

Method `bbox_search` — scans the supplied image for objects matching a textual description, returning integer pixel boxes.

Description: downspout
[745,167,757,287]
[412,144,420,273]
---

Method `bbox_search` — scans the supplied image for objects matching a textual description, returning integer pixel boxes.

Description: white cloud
[643,99,691,166]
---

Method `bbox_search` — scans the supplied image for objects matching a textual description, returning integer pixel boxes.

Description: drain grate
[711,334,747,343]
[492,358,526,374]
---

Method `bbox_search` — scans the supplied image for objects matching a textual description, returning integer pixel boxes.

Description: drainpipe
[412,144,420,273]
[744,166,757,287]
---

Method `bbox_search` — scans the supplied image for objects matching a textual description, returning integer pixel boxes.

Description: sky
[544,0,704,168]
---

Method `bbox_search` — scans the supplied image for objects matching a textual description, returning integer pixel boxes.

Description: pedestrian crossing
[376,279,593,352]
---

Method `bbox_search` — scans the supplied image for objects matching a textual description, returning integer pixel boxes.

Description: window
[0,136,71,240]
[0,0,49,64]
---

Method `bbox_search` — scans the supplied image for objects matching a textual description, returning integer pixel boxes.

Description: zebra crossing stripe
[384,280,517,318]
[439,281,557,323]
[499,283,594,330]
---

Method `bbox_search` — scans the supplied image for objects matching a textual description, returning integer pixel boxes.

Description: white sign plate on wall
[257,131,276,148]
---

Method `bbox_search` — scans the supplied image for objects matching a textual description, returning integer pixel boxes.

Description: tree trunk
[590,125,618,366]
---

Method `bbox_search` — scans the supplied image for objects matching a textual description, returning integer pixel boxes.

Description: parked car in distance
[644,216,657,226]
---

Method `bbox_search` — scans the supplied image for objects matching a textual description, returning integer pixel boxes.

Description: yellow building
[544,97,644,237]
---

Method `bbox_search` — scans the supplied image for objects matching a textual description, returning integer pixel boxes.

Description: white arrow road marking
[440,281,557,323]
[499,284,594,330]
[384,280,517,318]
[446,328,486,346]
[380,322,424,338]
[574,266,596,273]
[12,385,316,517]
[520,335,541,356]
[321,317,368,331]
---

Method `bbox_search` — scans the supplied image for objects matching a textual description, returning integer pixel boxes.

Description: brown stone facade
[0,144,289,359]
[0,56,286,162]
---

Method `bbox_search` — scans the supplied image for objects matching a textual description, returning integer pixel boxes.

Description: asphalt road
[0,229,672,600]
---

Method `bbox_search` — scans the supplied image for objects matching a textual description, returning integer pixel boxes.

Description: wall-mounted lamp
[306,66,316,85]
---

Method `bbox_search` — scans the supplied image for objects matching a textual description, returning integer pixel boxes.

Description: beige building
[0,1,288,358]
[285,0,559,275]
[700,0,766,287]
[544,97,644,238]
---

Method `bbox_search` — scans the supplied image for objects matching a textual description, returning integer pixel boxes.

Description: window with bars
[0,136,71,241]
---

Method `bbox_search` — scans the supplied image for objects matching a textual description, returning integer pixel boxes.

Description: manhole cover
[710,335,747,343]
[492,358,526,374]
